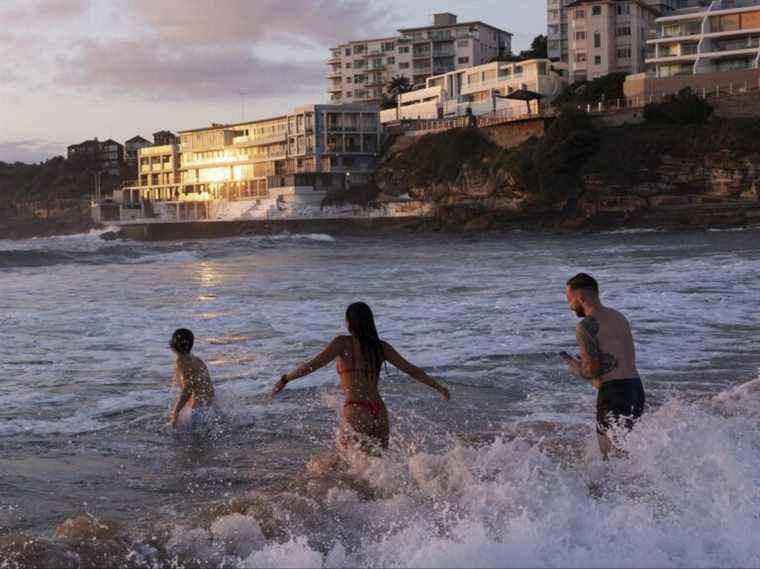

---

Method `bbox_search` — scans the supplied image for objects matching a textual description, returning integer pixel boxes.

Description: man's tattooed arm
[575,317,618,380]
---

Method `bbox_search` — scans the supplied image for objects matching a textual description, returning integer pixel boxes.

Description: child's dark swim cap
[171,328,194,354]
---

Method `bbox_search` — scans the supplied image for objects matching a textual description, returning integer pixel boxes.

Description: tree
[490,34,548,63]
[387,75,412,98]
[552,72,627,107]
[530,35,548,59]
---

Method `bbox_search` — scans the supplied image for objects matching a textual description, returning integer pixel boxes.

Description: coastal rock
[55,514,120,541]
[0,535,79,569]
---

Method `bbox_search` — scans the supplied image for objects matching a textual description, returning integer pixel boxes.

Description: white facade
[328,13,513,105]
[567,0,660,81]
[380,59,567,123]
[646,0,760,77]
[550,0,693,65]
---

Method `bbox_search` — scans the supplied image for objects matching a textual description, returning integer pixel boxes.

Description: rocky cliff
[374,113,760,232]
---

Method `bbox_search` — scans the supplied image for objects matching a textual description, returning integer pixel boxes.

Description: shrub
[644,89,713,125]
[498,107,597,204]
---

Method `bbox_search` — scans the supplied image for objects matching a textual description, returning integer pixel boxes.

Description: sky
[0,0,546,164]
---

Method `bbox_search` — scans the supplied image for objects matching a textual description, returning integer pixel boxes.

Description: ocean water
[1,228,760,567]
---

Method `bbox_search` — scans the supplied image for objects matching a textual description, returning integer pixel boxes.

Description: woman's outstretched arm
[271,336,344,398]
[382,341,450,400]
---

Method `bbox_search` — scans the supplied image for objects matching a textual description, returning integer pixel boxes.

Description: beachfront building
[124,136,151,171]
[647,0,760,77]
[625,0,760,98]
[549,0,693,65]
[153,130,178,146]
[379,59,567,123]
[328,13,513,105]
[566,0,661,82]
[117,104,381,221]
[67,138,125,175]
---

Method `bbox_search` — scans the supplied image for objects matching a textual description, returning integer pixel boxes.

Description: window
[594,55,602,65]
[346,77,352,83]
[576,31,587,40]
[592,5,602,16]
[354,75,366,83]
[616,47,632,59]
[575,9,585,18]
[594,32,601,48]
[345,48,351,56]
[345,92,352,98]
[514,65,523,75]
[575,52,587,63]
[616,3,630,15]
[382,42,395,52]
[387,56,395,64]
[399,62,410,69]
[458,56,470,64]
[457,39,469,47]
[398,46,410,54]
[345,62,352,69]
[616,26,631,36]
[353,45,366,55]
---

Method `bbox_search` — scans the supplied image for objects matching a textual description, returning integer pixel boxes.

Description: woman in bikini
[271,302,449,451]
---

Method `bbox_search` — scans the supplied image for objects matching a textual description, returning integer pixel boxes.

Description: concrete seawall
[117,216,438,241]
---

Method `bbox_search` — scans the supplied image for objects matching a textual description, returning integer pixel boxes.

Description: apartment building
[124,136,151,171]
[67,138,124,175]
[328,13,513,105]
[647,0,760,77]
[566,0,661,82]
[549,0,692,65]
[380,59,567,122]
[153,130,178,146]
[123,104,380,206]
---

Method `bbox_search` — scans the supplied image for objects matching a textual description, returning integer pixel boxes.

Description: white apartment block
[567,0,661,82]
[549,0,692,65]
[328,13,513,105]
[647,0,760,77]
[379,59,567,123]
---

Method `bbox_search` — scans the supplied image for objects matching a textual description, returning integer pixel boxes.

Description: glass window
[594,32,601,48]
[576,31,587,40]
[592,5,602,16]
[594,55,602,65]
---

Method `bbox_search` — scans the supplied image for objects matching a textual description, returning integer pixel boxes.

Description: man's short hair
[566,273,599,293]
[171,328,194,354]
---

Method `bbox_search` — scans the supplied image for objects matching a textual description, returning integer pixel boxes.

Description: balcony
[413,52,432,59]
[433,48,455,58]
[328,85,343,92]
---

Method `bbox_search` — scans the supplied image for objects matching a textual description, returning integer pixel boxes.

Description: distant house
[67,138,125,175]
[153,130,178,146]
[124,135,151,171]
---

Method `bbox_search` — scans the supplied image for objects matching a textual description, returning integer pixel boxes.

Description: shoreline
[109,200,760,241]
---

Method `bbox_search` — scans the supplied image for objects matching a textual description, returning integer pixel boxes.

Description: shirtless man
[168,328,217,429]
[560,273,646,458]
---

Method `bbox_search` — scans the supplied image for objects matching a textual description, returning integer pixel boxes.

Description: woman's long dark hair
[346,302,385,374]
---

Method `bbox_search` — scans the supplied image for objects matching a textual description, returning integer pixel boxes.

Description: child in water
[168,328,220,431]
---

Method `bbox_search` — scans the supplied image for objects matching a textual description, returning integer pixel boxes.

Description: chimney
[433,13,457,26]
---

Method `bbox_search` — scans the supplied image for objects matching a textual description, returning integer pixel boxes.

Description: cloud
[12,0,394,102]
[130,0,393,47]
[57,40,327,100]
[0,140,66,164]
